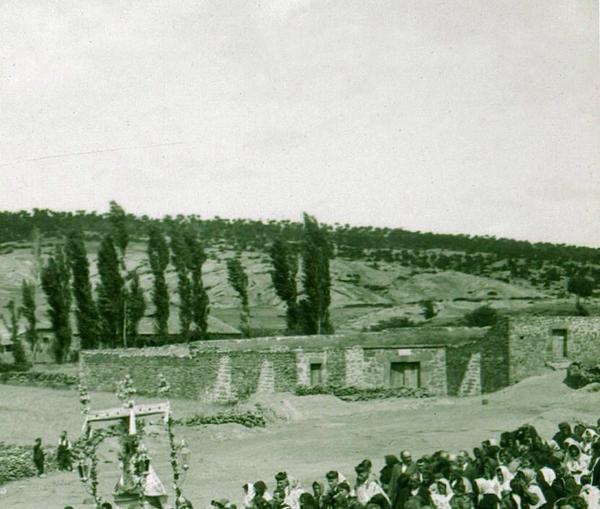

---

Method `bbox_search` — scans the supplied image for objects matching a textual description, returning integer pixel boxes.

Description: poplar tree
[41,244,72,363]
[184,231,210,340]
[126,271,146,346]
[269,239,299,333]
[31,227,43,284]
[299,214,334,335]
[2,300,28,366]
[227,254,250,337]
[66,229,99,349]
[108,201,129,267]
[20,280,38,363]
[148,225,170,340]
[170,226,193,340]
[96,235,124,347]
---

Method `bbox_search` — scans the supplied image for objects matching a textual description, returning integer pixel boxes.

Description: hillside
[0,207,598,337]
[0,236,594,337]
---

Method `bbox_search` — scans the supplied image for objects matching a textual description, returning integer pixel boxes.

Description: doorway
[551,329,568,359]
[389,362,420,388]
[310,363,323,386]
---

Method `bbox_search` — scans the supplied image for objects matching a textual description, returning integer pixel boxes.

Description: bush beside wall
[295,384,431,400]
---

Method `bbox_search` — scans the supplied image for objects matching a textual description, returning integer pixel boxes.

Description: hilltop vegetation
[0,207,599,344]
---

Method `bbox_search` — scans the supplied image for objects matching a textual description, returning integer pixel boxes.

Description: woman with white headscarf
[285,477,306,509]
[564,439,591,483]
[242,483,256,509]
[430,478,453,509]
[494,466,514,493]
[580,474,600,509]
[518,469,546,509]
[581,428,599,456]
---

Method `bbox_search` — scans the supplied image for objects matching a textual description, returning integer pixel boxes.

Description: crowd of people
[209,419,600,509]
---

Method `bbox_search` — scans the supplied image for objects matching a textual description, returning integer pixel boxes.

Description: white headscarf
[243,483,255,509]
[582,429,599,454]
[565,441,591,483]
[580,483,600,509]
[284,477,305,509]
[539,467,556,486]
[495,466,514,492]
[430,479,454,509]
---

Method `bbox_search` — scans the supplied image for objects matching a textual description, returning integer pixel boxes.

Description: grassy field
[1,370,599,508]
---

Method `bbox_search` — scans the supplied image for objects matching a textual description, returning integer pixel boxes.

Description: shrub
[295,384,431,400]
[0,363,29,374]
[172,410,266,428]
[0,370,78,389]
[295,385,331,396]
[0,442,58,484]
[334,386,431,401]
[420,300,437,320]
[367,317,416,332]
[464,305,499,327]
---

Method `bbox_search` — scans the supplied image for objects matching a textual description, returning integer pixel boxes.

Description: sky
[0,0,598,246]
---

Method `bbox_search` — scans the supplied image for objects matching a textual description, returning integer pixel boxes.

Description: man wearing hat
[354,462,389,505]
[322,471,349,509]
[274,471,304,509]
[273,472,290,509]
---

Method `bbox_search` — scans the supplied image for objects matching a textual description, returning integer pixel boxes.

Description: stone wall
[445,340,482,396]
[481,318,510,394]
[344,347,365,387]
[80,346,217,400]
[457,353,481,397]
[508,317,600,384]
[80,330,470,400]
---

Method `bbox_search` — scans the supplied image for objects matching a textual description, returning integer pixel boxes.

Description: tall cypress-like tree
[226,254,250,337]
[20,280,38,363]
[108,201,129,267]
[66,229,99,349]
[148,225,170,340]
[108,201,135,346]
[41,244,72,363]
[269,239,299,333]
[2,300,28,365]
[170,226,193,341]
[184,230,210,340]
[31,227,43,284]
[126,271,146,346]
[96,235,124,347]
[299,214,334,335]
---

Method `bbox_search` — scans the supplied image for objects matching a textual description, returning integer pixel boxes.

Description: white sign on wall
[397,349,413,356]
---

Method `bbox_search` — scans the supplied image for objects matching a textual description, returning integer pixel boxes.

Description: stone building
[80,328,485,401]
[481,316,600,392]
[79,316,600,402]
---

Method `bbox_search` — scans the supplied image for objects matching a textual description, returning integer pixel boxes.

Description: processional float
[76,374,191,509]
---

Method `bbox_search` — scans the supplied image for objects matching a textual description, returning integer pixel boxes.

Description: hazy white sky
[0,0,598,245]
